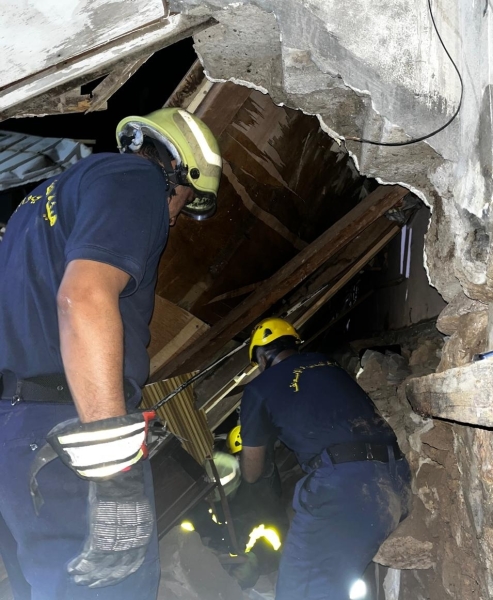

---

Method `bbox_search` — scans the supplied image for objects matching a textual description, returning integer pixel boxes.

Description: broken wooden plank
[286,216,395,313]
[0,15,217,119]
[197,220,401,418]
[164,60,207,109]
[206,281,264,305]
[150,319,209,377]
[206,392,243,431]
[14,88,106,117]
[148,296,209,377]
[152,184,408,380]
[406,359,493,427]
[86,55,153,113]
[296,224,400,327]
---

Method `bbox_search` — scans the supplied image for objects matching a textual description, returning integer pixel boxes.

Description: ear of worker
[46,410,157,588]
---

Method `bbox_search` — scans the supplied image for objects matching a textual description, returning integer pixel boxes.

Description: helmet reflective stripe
[178,109,222,168]
[115,108,222,220]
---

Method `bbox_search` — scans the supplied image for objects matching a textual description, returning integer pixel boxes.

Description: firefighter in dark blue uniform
[240,318,411,600]
[0,108,222,599]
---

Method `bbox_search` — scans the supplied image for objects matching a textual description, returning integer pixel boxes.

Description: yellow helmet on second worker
[116,107,222,220]
[249,318,301,363]
[226,425,242,454]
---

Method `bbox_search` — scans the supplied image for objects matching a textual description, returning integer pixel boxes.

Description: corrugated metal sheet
[0,131,91,191]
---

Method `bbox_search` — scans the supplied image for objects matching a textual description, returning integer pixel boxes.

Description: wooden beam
[150,319,208,377]
[286,216,395,312]
[14,88,106,117]
[164,60,206,109]
[295,224,400,328]
[152,184,408,380]
[206,392,243,431]
[197,220,401,419]
[206,281,264,305]
[86,55,152,113]
[147,295,209,377]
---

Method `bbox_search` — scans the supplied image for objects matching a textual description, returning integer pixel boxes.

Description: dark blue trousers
[0,402,160,600]
[276,449,411,600]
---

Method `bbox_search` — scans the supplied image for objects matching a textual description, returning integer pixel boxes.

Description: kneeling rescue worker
[0,108,221,599]
[240,318,411,600]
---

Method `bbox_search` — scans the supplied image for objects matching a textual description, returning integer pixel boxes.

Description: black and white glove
[46,411,156,588]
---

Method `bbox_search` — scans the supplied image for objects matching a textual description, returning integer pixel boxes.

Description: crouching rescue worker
[0,108,221,599]
[240,318,411,600]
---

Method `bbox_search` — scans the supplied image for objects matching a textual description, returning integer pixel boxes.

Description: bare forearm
[241,446,266,483]
[58,293,126,422]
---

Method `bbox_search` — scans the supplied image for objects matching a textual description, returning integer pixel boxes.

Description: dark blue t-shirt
[240,352,397,464]
[0,153,169,401]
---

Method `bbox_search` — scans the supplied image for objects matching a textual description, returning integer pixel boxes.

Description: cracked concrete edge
[183,1,489,302]
[196,40,441,294]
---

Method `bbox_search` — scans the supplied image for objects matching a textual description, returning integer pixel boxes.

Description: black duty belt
[307,440,404,470]
[0,372,136,405]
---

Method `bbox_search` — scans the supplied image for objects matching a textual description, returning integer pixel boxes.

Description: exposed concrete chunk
[436,291,488,336]
[192,4,282,94]
[437,310,488,372]
[374,522,434,570]
[406,360,493,427]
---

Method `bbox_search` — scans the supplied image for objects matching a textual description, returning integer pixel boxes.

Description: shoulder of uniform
[82,152,162,178]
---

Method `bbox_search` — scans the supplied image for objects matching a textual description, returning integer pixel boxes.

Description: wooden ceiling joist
[152,184,408,381]
[86,55,153,114]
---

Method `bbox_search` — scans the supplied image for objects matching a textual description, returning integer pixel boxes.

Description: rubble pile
[354,306,492,599]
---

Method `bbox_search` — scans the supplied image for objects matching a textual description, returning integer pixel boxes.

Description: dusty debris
[158,526,244,600]
[374,515,434,570]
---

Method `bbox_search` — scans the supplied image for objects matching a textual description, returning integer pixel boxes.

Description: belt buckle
[365,443,374,460]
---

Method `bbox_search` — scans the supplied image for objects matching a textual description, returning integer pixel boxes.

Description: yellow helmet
[226,425,242,454]
[116,108,222,220]
[249,318,301,363]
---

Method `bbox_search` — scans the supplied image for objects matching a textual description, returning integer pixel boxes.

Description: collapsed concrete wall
[171,0,492,306]
[169,2,492,597]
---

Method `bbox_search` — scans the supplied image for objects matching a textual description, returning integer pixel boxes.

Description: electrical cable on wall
[345,0,463,147]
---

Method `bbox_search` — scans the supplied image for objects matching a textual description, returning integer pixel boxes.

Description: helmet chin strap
[119,131,192,199]
[152,141,190,197]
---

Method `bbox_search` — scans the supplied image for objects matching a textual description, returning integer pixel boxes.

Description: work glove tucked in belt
[45,411,156,588]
